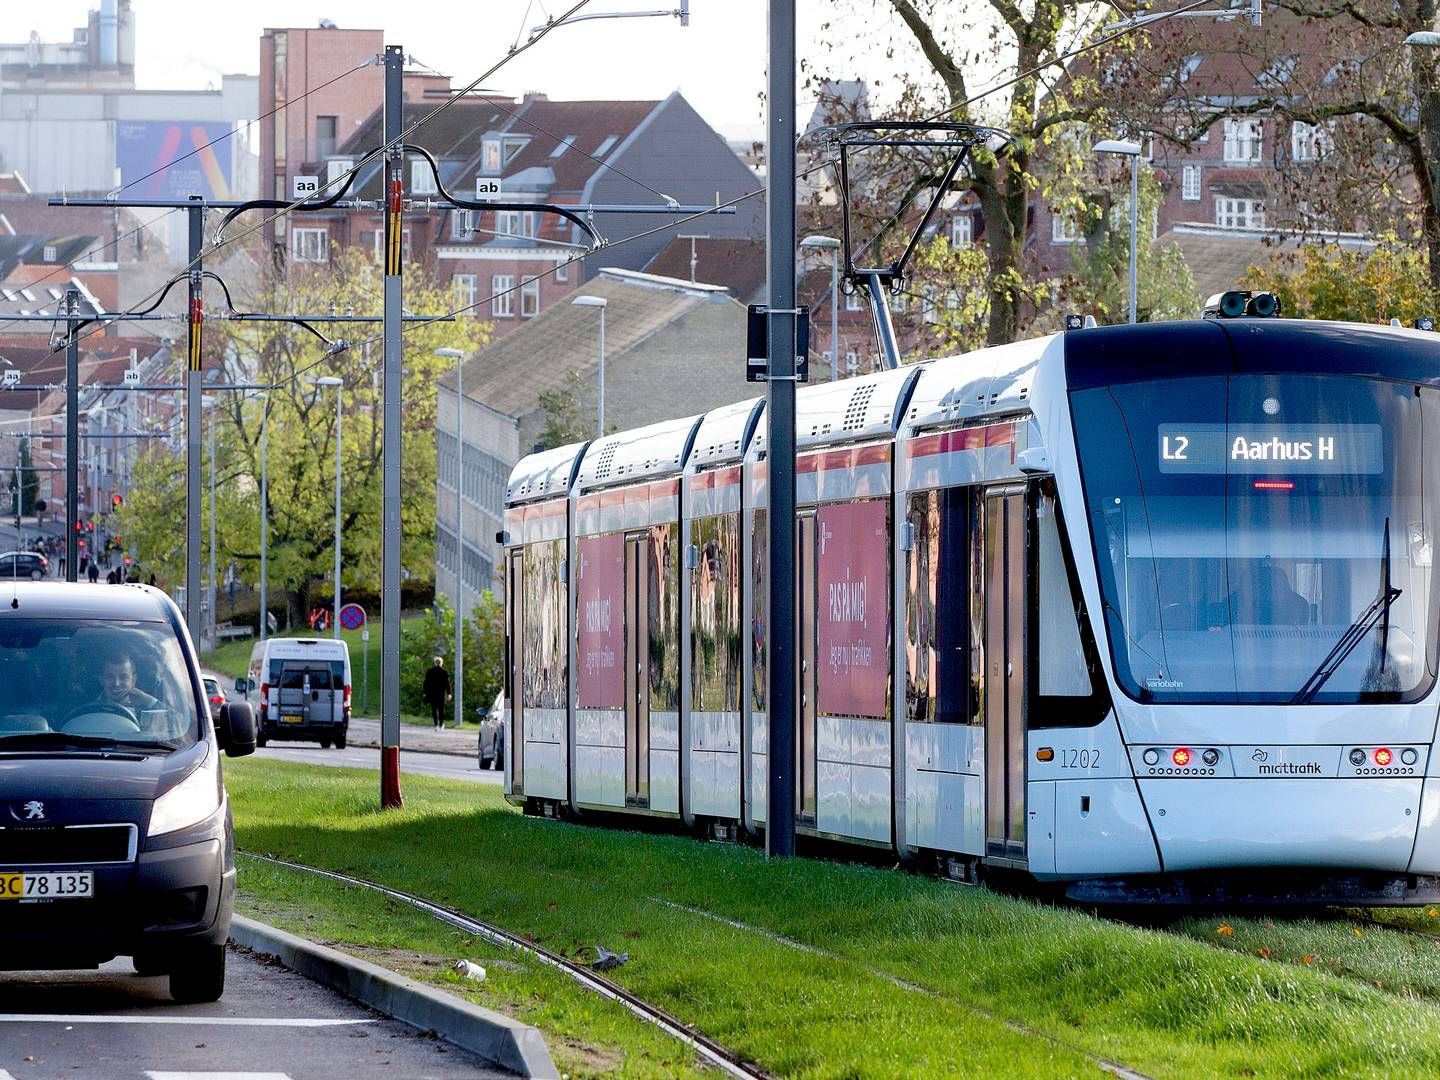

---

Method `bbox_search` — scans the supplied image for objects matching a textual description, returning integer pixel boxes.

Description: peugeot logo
[1251,749,1269,763]
[21,801,44,820]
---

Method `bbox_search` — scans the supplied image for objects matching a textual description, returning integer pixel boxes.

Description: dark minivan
[0,583,255,1002]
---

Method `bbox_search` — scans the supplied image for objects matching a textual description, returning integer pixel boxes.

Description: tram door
[983,486,1028,863]
[796,513,817,824]
[624,533,651,807]
[507,548,524,793]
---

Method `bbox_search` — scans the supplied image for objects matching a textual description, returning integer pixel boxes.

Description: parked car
[0,551,48,579]
[477,690,504,770]
[202,676,225,723]
[0,581,256,1002]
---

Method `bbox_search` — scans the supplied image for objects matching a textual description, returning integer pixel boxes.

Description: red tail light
[209,695,224,705]
[1374,747,1393,766]
[343,683,352,705]
[1172,748,1192,767]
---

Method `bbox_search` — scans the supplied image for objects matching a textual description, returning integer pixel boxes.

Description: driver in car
[97,652,161,725]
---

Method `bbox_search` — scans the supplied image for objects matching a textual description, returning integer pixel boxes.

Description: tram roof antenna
[811,120,1013,370]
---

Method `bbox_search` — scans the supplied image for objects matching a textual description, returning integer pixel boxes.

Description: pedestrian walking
[423,655,451,730]
[87,560,99,584]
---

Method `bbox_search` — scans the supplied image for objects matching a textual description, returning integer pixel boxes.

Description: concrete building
[0,3,258,201]
[435,268,757,615]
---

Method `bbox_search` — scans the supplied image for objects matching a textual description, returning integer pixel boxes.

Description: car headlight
[149,747,220,836]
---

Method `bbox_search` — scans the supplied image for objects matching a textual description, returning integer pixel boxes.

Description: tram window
[905,487,978,724]
[649,524,681,711]
[692,513,743,711]
[752,509,767,711]
[521,537,567,710]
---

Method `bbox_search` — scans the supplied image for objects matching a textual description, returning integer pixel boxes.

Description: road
[0,947,505,1079]
[254,742,501,785]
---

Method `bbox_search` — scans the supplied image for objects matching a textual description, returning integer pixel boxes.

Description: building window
[1222,118,1262,164]
[1182,164,1201,201]
[450,209,473,241]
[316,115,337,161]
[550,135,578,159]
[42,245,56,262]
[1051,211,1084,244]
[594,134,619,158]
[555,258,570,283]
[845,350,859,375]
[326,157,351,188]
[368,228,411,264]
[292,227,328,263]
[493,275,515,317]
[922,284,938,320]
[844,288,864,312]
[495,208,535,239]
[481,138,501,175]
[453,274,478,313]
[520,277,541,318]
[411,159,437,195]
[950,214,972,247]
[1215,196,1265,229]
[1291,120,1333,163]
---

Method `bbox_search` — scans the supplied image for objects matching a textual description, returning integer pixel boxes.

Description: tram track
[239,851,772,1080]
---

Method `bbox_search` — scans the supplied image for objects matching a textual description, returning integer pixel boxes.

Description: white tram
[500,317,1440,903]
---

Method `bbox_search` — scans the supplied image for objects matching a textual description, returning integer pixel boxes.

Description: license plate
[281,713,304,723]
[0,871,93,900]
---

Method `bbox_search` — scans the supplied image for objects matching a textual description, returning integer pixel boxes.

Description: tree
[399,592,505,716]
[536,371,592,450]
[113,249,488,622]
[1243,236,1439,322]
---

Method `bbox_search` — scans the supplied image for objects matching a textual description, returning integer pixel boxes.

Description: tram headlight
[1172,748,1192,767]
[1403,748,1419,766]
[1349,748,1367,766]
[1142,748,1159,766]
[1374,747,1394,767]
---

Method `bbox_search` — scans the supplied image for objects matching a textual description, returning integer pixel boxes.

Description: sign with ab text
[2,370,19,387]
[474,177,504,201]
[122,369,141,386]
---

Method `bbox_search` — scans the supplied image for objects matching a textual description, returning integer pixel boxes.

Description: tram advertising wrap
[577,533,625,709]
[817,501,890,718]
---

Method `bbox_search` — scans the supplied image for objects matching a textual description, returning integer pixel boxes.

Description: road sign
[362,629,369,642]
[122,369,140,385]
[474,177,503,201]
[292,175,320,200]
[2,370,19,386]
[746,306,810,383]
[339,603,367,631]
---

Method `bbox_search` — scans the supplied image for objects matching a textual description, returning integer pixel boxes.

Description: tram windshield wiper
[1291,518,1401,705]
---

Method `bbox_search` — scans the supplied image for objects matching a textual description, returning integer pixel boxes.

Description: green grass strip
[228,758,1440,1078]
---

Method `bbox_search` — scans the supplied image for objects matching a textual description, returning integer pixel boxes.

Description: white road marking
[147,1073,294,1079]
[0,1014,375,1027]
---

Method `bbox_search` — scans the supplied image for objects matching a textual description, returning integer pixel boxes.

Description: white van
[238,638,351,750]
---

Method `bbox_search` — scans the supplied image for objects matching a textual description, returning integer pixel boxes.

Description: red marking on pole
[381,745,404,809]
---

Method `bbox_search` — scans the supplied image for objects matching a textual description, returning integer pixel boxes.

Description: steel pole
[765,0,798,859]
[829,249,838,383]
[185,199,204,646]
[64,289,79,582]
[454,368,463,731]
[333,384,342,639]
[597,308,605,438]
[379,44,405,808]
[1129,153,1138,325]
[259,397,268,641]
[208,401,216,638]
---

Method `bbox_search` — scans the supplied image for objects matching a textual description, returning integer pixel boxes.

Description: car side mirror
[234,677,250,695]
[219,702,257,758]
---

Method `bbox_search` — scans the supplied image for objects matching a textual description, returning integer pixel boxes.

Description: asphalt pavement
[0,947,508,1079]
[255,740,501,785]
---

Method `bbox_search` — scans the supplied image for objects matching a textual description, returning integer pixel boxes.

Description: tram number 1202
[1059,748,1100,770]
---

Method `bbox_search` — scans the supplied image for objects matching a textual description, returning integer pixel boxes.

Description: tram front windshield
[1071,373,1439,704]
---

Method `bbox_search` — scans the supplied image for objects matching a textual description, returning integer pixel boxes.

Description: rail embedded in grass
[227,759,1440,1079]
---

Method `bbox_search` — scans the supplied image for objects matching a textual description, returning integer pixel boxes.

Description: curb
[348,736,479,761]
[229,914,559,1079]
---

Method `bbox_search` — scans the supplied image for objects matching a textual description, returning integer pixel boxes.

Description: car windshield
[1071,373,1440,704]
[0,619,200,748]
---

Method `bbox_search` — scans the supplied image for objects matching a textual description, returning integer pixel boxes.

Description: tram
[499,313,1440,904]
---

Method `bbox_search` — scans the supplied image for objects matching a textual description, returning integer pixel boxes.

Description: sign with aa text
[576,533,625,709]
[816,501,889,718]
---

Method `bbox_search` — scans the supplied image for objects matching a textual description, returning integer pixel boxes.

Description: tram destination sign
[1157,424,1383,475]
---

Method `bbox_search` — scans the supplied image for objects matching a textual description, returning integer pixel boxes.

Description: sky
[16,1,928,142]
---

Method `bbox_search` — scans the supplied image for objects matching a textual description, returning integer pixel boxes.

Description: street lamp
[435,346,467,730]
[314,376,343,639]
[801,235,841,382]
[1093,139,1143,324]
[571,295,607,437]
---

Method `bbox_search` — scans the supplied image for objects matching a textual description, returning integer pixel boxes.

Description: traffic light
[74,521,83,533]
[111,493,123,509]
